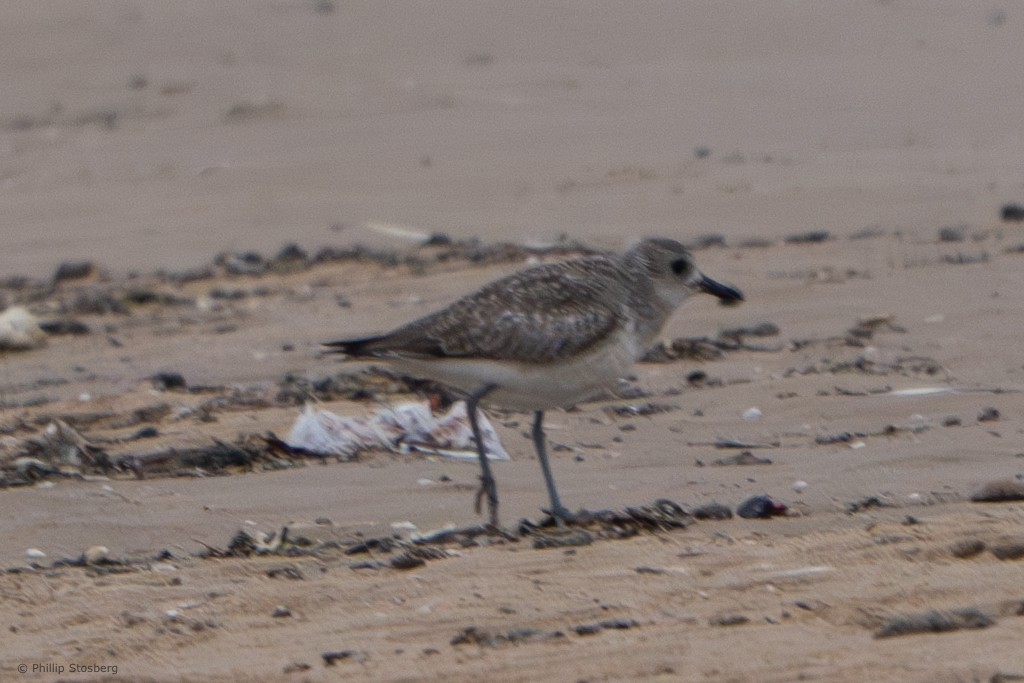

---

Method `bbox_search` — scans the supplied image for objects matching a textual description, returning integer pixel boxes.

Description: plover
[324,238,742,527]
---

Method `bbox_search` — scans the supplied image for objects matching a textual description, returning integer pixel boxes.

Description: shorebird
[324,238,743,527]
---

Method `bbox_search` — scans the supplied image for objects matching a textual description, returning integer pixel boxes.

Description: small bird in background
[324,238,743,528]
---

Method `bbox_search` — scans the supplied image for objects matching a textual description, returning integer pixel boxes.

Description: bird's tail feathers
[320,335,387,357]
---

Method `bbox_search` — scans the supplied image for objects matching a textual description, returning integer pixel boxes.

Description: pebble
[990,543,1024,561]
[742,407,762,422]
[25,548,46,559]
[692,503,733,520]
[970,479,1024,503]
[937,225,966,242]
[949,539,986,559]
[815,431,855,445]
[1001,203,1024,222]
[784,230,831,244]
[977,407,1000,422]
[150,372,187,391]
[53,261,96,282]
[322,650,366,666]
[266,566,304,581]
[38,319,91,336]
[83,545,110,565]
[633,566,670,577]
[845,495,894,513]
[874,607,994,638]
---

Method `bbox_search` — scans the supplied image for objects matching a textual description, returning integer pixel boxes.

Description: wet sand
[2,2,1024,681]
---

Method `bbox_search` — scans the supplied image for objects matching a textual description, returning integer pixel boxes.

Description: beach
[2,2,1023,681]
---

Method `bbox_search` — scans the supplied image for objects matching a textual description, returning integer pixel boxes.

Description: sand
[2,2,1024,681]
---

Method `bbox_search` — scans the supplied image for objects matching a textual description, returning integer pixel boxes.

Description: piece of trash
[284,401,509,461]
[737,495,788,519]
[890,387,954,397]
[34,420,105,469]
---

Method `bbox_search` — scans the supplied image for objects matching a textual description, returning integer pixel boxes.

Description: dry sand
[2,2,1024,681]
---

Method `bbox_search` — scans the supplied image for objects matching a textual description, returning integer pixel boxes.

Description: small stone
[1001,203,1024,222]
[845,496,892,513]
[692,502,733,520]
[271,606,292,618]
[977,407,1000,422]
[390,553,426,570]
[83,545,110,565]
[322,650,363,666]
[949,539,986,558]
[266,566,305,581]
[874,608,994,638]
[937,225,966,242]
[150,372,187,391]
[990,543,1024,561]
[53,261,95,282]
[710,614,750,627]
[38,319,91,336]
[784,230,831,244]
[598,618,638,630]
[635,566,669,575]
[971,479,1024,503]
[815,431,855,445]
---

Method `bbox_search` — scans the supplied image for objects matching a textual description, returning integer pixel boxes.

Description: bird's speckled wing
[351,257,625,363]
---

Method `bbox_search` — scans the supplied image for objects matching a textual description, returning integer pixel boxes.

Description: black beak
[698,274,744,305]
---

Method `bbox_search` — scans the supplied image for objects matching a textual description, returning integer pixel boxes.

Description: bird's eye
[670,258,691,276]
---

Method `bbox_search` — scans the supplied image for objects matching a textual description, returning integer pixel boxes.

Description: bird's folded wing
[364,261,624,363]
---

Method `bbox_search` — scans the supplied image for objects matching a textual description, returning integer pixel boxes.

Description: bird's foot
[542,504,579,528]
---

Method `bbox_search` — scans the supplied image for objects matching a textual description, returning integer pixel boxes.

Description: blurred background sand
[2,0,1020,276]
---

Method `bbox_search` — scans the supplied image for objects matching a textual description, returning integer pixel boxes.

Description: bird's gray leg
[466,384,500,528]
[533,410,575,525]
